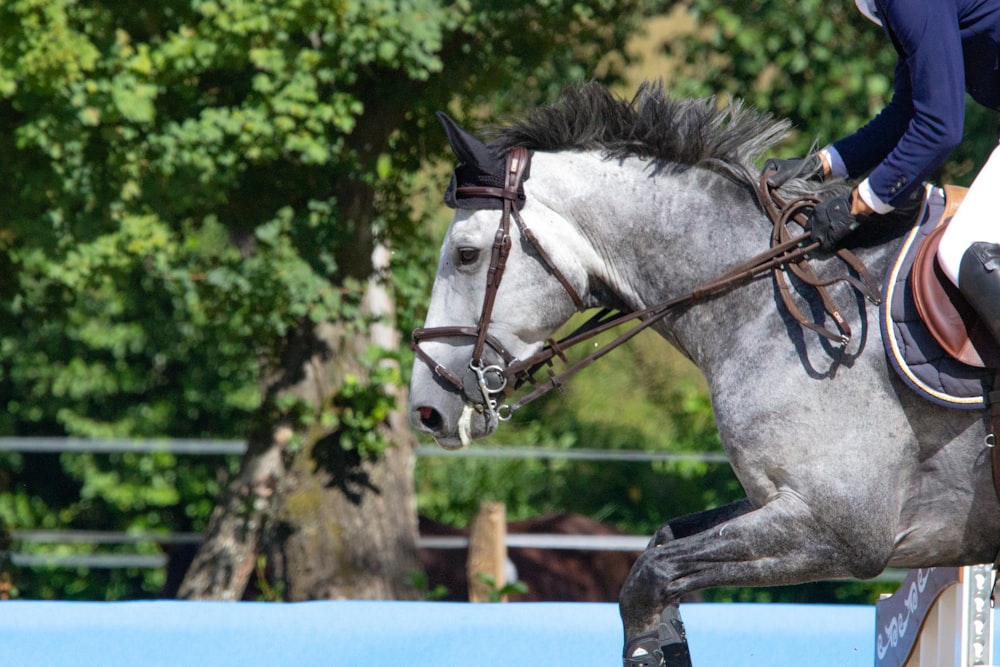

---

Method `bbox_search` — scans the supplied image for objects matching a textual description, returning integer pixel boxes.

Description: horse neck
[533,151,897,376]
[535,153,776,359]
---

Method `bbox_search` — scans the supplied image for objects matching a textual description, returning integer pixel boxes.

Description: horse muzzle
[412,399,499,449]
[410,356,510,448]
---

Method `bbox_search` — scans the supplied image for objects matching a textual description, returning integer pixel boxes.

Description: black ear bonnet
[438,111,529,210]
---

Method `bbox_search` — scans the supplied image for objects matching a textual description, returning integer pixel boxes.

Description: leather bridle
[411,146,583,425]
[411,150,881,425]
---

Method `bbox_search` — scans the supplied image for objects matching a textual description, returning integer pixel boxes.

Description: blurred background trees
[0,0,989,602]
[0,0,651,601]
[669,0,996,183]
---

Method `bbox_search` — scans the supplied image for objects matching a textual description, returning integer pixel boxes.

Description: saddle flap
[911,186,1000,368]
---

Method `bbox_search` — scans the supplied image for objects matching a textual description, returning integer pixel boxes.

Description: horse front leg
[619,494,893,663]
[621,499,754,667]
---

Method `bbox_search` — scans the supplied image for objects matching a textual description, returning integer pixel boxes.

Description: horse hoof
[623,606,693,667]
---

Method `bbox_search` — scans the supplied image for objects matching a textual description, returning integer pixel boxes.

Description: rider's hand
[763,154,825,188]
[809,190,872,250]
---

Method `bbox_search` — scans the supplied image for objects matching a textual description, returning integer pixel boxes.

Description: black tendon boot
[623,605,693,667]
[958,242,1000,346]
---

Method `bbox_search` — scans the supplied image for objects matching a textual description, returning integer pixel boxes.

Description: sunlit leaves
[671,0,991,179]
[672,0,896,154]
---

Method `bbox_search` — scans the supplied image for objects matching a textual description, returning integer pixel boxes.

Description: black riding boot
[958,241,1000,346]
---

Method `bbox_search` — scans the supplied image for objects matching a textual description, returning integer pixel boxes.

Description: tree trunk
[178,243,419,601]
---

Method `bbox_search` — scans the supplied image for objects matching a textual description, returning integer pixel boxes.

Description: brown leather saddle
[910,185,1000,368]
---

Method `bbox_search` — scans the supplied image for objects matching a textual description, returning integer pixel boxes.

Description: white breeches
[937,141,1000,286]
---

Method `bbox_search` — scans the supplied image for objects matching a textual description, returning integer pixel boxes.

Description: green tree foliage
[672,0,995,183]
[669,0,895,146]
[0,0,652,599]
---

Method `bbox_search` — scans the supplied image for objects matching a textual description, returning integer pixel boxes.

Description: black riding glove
[763,154,824,188]
[809,196,862,250]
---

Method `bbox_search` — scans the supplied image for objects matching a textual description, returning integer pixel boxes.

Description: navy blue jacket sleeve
[831,58,912,176]
[832,0,966,207]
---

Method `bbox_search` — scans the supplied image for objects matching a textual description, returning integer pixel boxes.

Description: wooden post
[467,502,507,602]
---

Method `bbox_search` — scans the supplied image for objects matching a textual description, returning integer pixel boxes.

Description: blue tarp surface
[0,600,993,666]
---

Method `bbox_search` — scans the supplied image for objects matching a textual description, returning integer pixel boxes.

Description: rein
[411,152,882,423]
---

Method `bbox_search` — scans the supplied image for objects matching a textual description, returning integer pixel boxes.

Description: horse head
[409,114,591,448]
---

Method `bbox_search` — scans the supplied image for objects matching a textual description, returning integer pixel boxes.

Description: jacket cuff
[856,178,895,214]
[820,146,849,179]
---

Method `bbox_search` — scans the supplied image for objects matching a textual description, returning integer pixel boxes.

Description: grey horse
[408,82,1000,664]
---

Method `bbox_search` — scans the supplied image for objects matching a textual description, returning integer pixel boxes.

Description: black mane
[489,81,792,185]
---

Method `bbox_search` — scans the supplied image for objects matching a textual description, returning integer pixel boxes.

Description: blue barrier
[0,600,901,667]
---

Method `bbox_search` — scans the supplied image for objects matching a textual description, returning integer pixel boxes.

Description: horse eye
[456,247,480,265]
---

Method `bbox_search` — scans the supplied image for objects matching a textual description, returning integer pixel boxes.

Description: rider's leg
[937,141,1000,344]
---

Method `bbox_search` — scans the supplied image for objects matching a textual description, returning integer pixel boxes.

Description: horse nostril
[417,406,443,432]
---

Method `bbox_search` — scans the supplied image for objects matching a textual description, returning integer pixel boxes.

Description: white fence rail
[0,437,904,583]
[0,436,729,462]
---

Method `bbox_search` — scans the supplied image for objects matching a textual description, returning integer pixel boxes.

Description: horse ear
[437,111,508,210]
[437,111,490,166]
